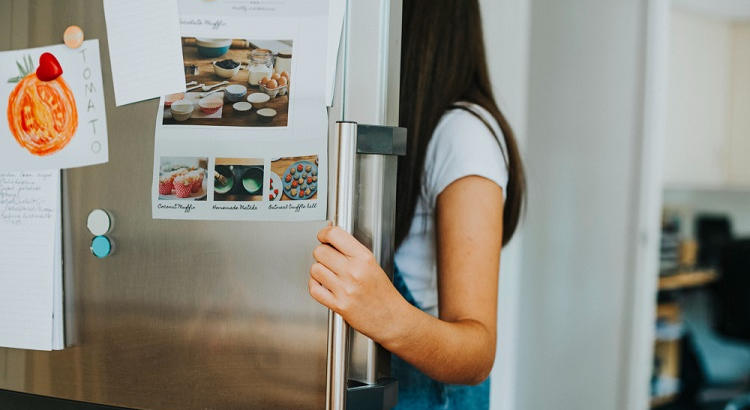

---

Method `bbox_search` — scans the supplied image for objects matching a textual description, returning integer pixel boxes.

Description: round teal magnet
[90,235,112,259]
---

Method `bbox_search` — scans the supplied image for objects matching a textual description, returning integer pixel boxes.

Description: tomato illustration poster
[0,40,108,171]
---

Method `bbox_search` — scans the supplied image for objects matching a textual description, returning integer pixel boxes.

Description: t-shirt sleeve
[422,110,509,207]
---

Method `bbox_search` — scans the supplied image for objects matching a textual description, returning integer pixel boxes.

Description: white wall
[729,23,750,184]
[664,11,750,189]
[478,1,530,409]
[664,9,733,187]
[516,1,648,409]
[672,0,750,20]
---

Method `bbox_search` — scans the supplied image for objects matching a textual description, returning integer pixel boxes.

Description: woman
[308,0,525,408]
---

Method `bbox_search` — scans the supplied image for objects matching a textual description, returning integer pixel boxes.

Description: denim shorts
[390,269,490,410]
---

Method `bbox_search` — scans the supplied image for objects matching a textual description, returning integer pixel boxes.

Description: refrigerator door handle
[329,122,406,410]
[328,121,359,410]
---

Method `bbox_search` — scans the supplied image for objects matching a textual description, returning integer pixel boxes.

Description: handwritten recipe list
[0,171,64,351]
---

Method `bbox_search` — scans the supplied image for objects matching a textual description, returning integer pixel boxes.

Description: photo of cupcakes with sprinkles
[271,155,319,201]
[157,157,208,201]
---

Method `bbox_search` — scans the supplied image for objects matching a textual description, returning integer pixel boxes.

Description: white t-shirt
[393,103,509,316]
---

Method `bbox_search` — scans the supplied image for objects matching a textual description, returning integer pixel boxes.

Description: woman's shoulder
[422,103,509,202]
[427,103,507,167]
[431,103,506,156]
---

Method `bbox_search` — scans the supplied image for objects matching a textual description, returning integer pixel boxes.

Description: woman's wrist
[374,290,423,352]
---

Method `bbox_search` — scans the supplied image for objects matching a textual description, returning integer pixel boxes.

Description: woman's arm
[309,175,504,385]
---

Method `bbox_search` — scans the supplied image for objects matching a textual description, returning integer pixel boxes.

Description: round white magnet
[86,209,112,236]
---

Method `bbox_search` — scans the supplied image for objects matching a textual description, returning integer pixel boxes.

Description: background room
[481,0,750,409]
[1,0,749,409]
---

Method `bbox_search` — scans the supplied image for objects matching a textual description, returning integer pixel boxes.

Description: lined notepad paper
[0,171,64,351]
[103,0,186,106]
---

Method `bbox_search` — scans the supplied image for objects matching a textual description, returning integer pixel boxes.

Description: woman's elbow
[445,365,491,386]
[459,331,497,385]
[449,350,495,385]
[465,359,494,385]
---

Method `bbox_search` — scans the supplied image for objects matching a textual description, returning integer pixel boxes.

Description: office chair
[727,395,750,410]
[696,215,733,268]
[716,239,750,410]
[715,239,750,341]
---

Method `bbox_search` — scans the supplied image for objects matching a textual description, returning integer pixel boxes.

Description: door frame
[619,0,670,408]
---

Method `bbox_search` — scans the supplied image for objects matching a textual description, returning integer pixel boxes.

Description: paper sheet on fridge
[51,188,64,350]
[151,0,329,222]
[327,0,346,105]
[103,0,186,106]
[0,41,108,171]
[0,171,64,351]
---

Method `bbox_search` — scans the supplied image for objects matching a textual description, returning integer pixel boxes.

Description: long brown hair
[397,0,526,247]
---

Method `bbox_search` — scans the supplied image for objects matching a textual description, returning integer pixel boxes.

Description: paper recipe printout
[152,0,329,221]
[0,171,63,351]
[0,41,108,171]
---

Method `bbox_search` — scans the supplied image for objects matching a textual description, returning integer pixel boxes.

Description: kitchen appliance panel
[0,1,333,409]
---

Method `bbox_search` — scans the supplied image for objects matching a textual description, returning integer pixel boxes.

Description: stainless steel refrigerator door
[0,0,403,408]
[0,1,335,409]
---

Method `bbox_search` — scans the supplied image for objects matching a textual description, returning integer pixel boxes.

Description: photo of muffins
[173,175,194,198]
[157,157,208,201]
[159,175,175,195]
[188,169,205,193]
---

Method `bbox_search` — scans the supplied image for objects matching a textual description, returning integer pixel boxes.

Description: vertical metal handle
[327,121,358,410]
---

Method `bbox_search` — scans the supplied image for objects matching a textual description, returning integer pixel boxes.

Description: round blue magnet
[91,236,112,259]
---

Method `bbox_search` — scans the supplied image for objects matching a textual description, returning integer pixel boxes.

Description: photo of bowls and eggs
[270,155,319,201]
[162,38,292,127]
[158,157,209,201]
[213,158,266,202]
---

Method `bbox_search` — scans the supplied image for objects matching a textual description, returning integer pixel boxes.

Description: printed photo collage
[152,10,329,221]
[157,155,320,204]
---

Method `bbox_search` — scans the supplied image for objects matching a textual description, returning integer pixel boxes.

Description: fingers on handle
[308,278,337,310]
[310,262,341,294]
[313,244,350,275]
[317,225,369,257]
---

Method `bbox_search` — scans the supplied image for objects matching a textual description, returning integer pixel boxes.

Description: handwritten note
[0,173,56,224]
[103,0,186,106]
[0,171,62,351]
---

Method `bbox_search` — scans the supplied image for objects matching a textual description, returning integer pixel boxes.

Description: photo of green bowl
[213,161,265,202]
[214,166,234,194]
[241,166,264,195]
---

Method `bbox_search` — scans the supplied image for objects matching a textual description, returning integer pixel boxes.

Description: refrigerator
[0,0,404,409]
